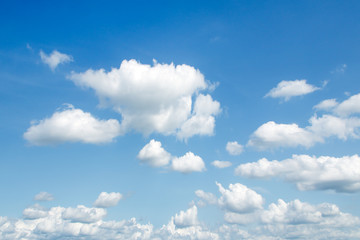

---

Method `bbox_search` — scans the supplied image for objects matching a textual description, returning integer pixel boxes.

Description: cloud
[171,152,206,173]
[40,50,73,71]
[24,104,121,145]
[211,160,232,168]
[265,79,320,101]
[94,192,122,208]
[216,182,264,213]
[137,139,206,173]
[173,206,199,228]
[195,190,217,205]
[331,63,347,74]
[0,191,359,240]
[235,154,360,192]
[225,141,243,155]
[313,98,339,111]
[68,59,221,140]
[137,139,171,167]
[333,92,360,116]
[34,192,54,201]
[247,121,319,150]
[248,113,360,150]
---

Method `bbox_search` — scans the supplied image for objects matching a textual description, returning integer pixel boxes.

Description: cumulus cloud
[195,190,217,205]
[68,60,221,140]
[40,50,73,71]
[171,152,206,173]
[216,182,264,213]
[248,113,360,150]
[235,154,360,192]
[137,139,206,173]
[62,205,107,223]
[265,79,320,101]
[24,104,121,145]
[313,98,339,111]
[225,141,243,155]
[137,139,171,167]
[211,160,232,168]
[34,192,54,201]
[94,192,122,208]
[334,92,360,116]
[173,206,199,228]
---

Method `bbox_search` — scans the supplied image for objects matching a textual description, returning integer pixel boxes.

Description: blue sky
[1,0,360,239]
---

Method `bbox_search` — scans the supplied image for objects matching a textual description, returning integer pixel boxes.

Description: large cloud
[40,50,73,71]
[235,154,360,192]
[265,79,320,101]
[137,139,206,173]
[68,60,221,139]
[24,104,121,145]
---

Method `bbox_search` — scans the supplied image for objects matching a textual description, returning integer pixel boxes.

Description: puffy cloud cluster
[1,187,359,240]
[68,59,221,140]
[225,141,243,155]
[235,154,360,192]
[24,104,121,145]
[265,79,320,101]
[248,92,360,150]
[94,192,122,208]
[137,139,206,173]
[40,50,73,71]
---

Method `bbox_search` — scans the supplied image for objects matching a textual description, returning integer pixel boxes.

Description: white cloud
[331,63,347,74]
[173,206,199,228]
[313,98,339,111]
[137,140,206,173]
[171,152,206,173]
[94,192,122,208]
[211,160,232,168]
[265,79,320,101]
[24,104,121,145]
[34,192,54,201]
[247,121,319,150]
[334,93,360,116]
[195,190,217,205]
[225,141,243,155]
[137,139,171,167]
[62,205,107,223]
[68,60,220,140]
[235,154,360,192]
[216,182,264,213]
[40,50,73,71]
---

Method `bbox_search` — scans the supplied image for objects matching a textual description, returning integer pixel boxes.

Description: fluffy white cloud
[314,98,339,111]
[216,182,264,213]
[24,104,121,145]
[211,160,232,168]
[68,60,221,139]
[235,154,360,192]
[334,93,360,116]
[40,50,73,71]
[173,206,199,228]
[34,192,54,201]
[225,141,243,155]
[171,152,206,173]
[137,139,171,167]
[137,140,206,173]
[265,79,320,101]
[94,192,122,208]
[248,113,360,150]
[62,205,107,223]
[247,121,319,150]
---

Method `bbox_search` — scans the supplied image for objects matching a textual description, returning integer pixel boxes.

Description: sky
[1,0,360,239]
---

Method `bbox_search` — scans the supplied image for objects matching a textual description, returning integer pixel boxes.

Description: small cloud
[331,64,347,74]
[34,192,54,201]
[226,141,243,156]
[211,160,232,168]
[265,79,320,101]
[40,50,73,71]
[26,43,32,50]
[94,192,122,208]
